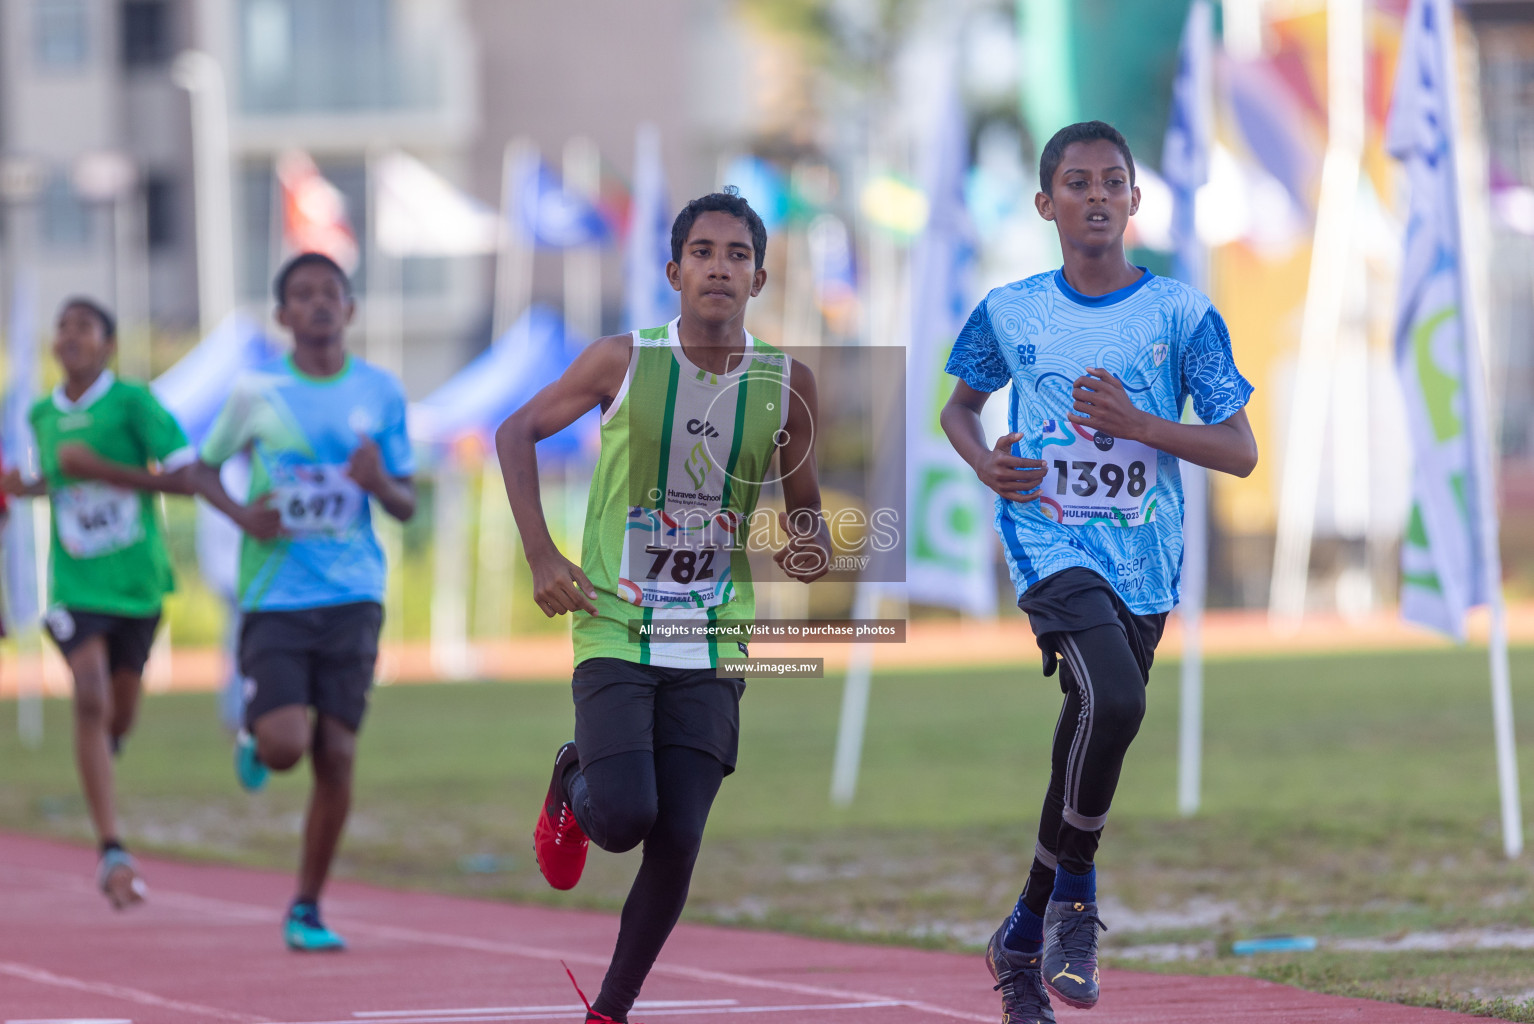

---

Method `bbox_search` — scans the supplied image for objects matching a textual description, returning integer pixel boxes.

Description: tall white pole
[430,454,475,679]
[1437,0,1522,858]
[493,139,536,340]
[473,455,515,639]
[1178,463,1207,816]
[1268,0,1364,625]
[172,51,236,336]
[830,582,879,807]
[563,136,601,342]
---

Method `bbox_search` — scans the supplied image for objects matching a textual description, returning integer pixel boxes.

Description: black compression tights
[1020,622,1148,917]
[566,745,725,1022]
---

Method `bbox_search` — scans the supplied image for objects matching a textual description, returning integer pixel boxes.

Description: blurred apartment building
[0,0,744,391]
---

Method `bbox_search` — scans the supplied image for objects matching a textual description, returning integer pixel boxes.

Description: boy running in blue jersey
[190,253,417,951]
[942,122,1258,1023]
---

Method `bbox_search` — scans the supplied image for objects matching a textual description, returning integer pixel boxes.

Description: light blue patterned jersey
[946,269,1252,614]
[199,354,414,612]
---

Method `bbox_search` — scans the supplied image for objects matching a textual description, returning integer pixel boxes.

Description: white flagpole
[563,137,602,343]
[171,51,236,337]
[1436,0,1521,858]
[1178,463,1207,816]
[430,450,476,680]
[1268,0,1364,626]
[1165,0,1214,816]
[494,139,536,340]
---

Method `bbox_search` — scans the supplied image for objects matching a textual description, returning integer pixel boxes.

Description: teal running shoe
[97,847,147,910]
[284,901,346,952]
[234,730,268,793]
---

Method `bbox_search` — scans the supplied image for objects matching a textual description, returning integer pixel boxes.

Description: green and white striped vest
[572,319,790,669]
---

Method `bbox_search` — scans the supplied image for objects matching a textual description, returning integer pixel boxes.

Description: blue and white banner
[515,158,610,250]
[905,54,995,616]
[624,123,679,329]
[1387,0,1494,638]
[3,272,39,629]
[1162,0,1213,288]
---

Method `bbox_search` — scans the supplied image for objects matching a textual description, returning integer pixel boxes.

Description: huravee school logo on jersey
[684,441,714,491]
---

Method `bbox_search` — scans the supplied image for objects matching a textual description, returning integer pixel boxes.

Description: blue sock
[1051,865,1096,904]
[1000,897,1044,953]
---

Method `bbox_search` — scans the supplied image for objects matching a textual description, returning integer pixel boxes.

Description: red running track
[0,832,1498,1024]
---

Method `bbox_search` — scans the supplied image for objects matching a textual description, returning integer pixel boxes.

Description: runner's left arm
[1067,372,1256,477]
[345,376,416,522]
[773,359,832,584]
[346,437,415,522]
[1067,308,1257,478]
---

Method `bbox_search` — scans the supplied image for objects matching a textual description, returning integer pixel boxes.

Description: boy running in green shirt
[1,298,196,909]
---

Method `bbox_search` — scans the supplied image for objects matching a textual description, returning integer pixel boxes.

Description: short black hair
[274,252,352,305]
[1039,121,1136,195]
[58,296,116,341]
[670,187,768,270]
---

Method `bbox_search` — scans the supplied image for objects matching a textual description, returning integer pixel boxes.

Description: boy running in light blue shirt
[943,122,1257,1023]
[193,252,416,952]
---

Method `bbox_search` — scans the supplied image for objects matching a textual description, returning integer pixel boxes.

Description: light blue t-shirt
[199,354,414,612]
[946,269,1253,614]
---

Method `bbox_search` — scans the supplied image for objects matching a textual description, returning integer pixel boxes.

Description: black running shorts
[1017,567,1167,687]
[239,601,382,732]
[572,657,746,775]
[43,607,161,675]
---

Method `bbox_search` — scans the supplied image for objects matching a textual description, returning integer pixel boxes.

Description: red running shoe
[534,742,589,890]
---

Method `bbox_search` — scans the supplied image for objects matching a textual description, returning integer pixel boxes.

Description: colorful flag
[276,150,359,271]
[623,124,678,329]
[375,150,497,257]
[905,56,995,616]
[1162,0,1213,288]
[1387,0,1496,638]
[806,212,858,336]
[516,159,610,249]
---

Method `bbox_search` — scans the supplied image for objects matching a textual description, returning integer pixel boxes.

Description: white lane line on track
[6,1019,133,1023]
[0,961,263,1023]
[4,864,990,1024]
[354,1001,739,1017]
[272,1002,905,1024]
[352,922,989,1023]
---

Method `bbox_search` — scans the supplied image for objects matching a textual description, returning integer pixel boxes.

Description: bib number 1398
[1050,459,1148,500]
[1036,421,1159,527]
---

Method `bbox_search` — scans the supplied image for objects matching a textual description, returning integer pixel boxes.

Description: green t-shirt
[30,371,194,617]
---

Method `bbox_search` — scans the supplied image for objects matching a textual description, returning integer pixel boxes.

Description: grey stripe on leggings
[1058,633,1097,824]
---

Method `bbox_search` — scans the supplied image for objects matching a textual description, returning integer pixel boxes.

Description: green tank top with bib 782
[573,320,791,670]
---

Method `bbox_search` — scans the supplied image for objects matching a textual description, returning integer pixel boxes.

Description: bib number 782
[1052,459,1147,499]
[644,545,716,585]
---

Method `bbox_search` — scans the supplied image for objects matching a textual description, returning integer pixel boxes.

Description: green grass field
[3,646,1533,1019]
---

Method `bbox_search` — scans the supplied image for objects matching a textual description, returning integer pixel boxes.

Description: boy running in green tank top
[1,298,196,910]
[496,190,831,1023]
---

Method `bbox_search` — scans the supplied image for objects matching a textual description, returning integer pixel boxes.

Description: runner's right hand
[237,493,284,540]
[978,433,1046,503]
[0,468,25,496]
[529,549,598,617]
